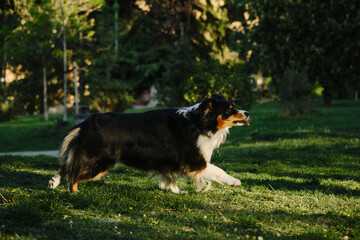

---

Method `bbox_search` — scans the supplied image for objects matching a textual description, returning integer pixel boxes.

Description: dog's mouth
[233,118,250,126]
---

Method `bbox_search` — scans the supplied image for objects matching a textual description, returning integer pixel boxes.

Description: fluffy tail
[59,127,80,167]
[49,127,80,190]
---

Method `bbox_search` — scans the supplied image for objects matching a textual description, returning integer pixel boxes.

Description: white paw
[49,177,60,189]
[230,178,241,186]
[49,179,56,188]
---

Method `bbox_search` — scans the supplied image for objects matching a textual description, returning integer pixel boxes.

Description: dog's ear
[199,98,213,115]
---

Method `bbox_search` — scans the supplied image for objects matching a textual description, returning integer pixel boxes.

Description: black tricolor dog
[49,94,250,193]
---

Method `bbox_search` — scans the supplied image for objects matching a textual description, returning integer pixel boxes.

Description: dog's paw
[49,177,60,189]
[230,178,241,186]
[49,179,55,188]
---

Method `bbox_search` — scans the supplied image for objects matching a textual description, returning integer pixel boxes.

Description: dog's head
[199,94,250,130]
[179,94,250,133]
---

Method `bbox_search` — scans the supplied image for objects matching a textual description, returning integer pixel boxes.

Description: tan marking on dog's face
[216,112,247,129]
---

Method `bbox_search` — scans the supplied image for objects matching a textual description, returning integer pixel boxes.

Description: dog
[49,94,250,193]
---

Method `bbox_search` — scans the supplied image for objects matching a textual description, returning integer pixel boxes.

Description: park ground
[0,100,360,239]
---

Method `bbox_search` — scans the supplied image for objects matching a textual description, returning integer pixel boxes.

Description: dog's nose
[244,111,250,118]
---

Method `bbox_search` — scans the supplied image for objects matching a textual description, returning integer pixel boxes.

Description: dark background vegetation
[0,0,359,119]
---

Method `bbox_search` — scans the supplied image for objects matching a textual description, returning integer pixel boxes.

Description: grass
[0,114,72,152]
[1,100,360,239]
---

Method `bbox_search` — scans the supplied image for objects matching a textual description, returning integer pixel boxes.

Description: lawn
[0,100,360,239]
[0,114,72,152]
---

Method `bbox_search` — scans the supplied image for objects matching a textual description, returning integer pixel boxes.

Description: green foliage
[86,0,246,108]
[7,74,43,114]
[0,101,15,121]
[1,0,100,114]
[87,54,135,112]
[89,82,135,113]
[2,0,259,113]
[4,0,60,114]
[277,69,315,116]
[184,59,257,109]
[230,0,360,105]
[149,44,197,105]
[2,0,359,116]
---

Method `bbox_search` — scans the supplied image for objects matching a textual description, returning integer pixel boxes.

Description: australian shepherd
[49,94,250,193]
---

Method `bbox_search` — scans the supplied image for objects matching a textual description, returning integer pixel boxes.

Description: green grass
[1,100,360,239]
[0,115,72,152]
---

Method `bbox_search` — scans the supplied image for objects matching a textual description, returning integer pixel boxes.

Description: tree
[2,0,259,115]
[88,0,249,107]
[229,0,360,106]
[3,0,100,115]
[6,0,60,117]
[184,59,257,109]
[0,0,17,101]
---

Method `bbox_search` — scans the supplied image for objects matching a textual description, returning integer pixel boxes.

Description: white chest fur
[196,128,229,162]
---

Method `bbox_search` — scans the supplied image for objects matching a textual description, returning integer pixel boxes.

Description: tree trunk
[42,61,48,121]
[114,0,119,58]
[59,0,67,123]
[73,61,79,115]
[2,40,6,101]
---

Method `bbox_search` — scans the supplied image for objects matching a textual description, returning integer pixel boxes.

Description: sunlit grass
[1,100,360,239]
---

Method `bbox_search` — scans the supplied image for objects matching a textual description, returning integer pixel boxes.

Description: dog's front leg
[193,163,241,191]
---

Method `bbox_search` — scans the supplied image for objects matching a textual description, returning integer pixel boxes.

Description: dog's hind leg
[68,171,87,193]
[158,174,185,194]
[68,168,110,193]
[68,181,79,193]
[68,171,90,193]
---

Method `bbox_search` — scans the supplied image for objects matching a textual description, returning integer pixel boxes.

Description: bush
[0,101,15,122]
[277,69,315,116]
[87,54,135,112]
[184,60,258,110]
[139,43,196,106]
[88,81,135,113]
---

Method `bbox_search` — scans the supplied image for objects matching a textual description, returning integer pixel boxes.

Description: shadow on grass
[0,155,58,190]
[243,177,360,197]
[220,139,360,197]
[2,190,359,240]
[1,213,158,240]
[255,209,360,239]
[0,170,51,190]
